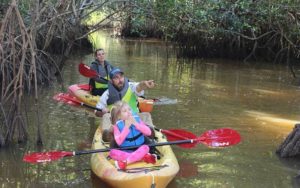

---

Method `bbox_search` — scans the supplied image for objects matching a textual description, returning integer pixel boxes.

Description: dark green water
[1,30,300,188]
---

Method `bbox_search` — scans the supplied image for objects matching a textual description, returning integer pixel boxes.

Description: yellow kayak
[68,84,99,107]
[68,84,154,112]
[90,112,179,188]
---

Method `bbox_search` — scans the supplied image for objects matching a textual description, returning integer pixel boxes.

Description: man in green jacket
[95,67,155,116]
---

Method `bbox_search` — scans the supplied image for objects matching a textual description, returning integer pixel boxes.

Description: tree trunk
[276,124,300,158]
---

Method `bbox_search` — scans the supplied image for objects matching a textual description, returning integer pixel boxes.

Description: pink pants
[109,145,149,164]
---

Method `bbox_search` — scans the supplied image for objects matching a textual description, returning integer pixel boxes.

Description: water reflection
[245,110,298,128]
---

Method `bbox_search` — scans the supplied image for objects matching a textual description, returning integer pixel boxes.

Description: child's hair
[110,101,130,125]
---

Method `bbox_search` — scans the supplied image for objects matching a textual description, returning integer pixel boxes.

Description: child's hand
[125,114,137,128]
[124,115,133,128]
[129,115,137,126]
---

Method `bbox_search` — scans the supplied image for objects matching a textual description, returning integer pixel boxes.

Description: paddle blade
[23,151,74,163]
[77,84,90,91]
[162,129,197,148]
[79,63,99,78]
[198,128,241,147]
[53,93,81,106]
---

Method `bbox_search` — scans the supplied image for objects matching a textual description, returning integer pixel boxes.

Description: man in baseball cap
[95,67,155,116]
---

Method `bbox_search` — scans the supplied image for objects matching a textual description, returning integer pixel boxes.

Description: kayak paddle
[79,63,99,78]
[53,93,102,111]
[23,128,241,163]
[153,128,197,148]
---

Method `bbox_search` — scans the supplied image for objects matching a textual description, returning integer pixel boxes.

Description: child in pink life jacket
[108,101,157,170]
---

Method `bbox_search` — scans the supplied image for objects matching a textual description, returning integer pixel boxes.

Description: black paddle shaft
[74,139,195,156]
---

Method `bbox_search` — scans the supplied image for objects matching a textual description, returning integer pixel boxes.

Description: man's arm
[135,80,155,93]
[95,90,110,117]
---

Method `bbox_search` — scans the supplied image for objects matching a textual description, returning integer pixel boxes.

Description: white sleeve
[129,82,144,96]
[96,90,109,109]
